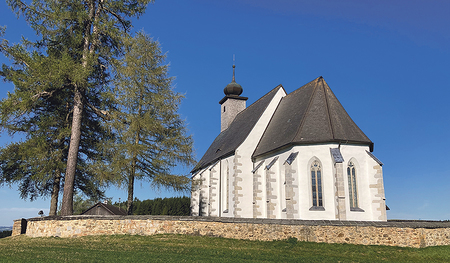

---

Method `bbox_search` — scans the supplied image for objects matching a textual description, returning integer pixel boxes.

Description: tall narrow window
[347,161,358,208]
[311,160,323,207]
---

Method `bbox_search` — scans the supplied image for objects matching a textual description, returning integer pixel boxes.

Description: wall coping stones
[25,215,450,229]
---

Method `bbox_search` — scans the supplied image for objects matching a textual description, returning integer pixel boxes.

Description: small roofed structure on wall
[191,69,387,222]
[81,202,127,216]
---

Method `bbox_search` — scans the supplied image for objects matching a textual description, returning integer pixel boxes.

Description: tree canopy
[103,32,195,214]
[115,196,191,216]
[0,0,195,215]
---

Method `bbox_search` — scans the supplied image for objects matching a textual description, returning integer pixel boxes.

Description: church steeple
[219,64,248,132]
[223,65,243,96]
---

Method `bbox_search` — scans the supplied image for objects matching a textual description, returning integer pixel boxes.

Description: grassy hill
[0,234,449,262]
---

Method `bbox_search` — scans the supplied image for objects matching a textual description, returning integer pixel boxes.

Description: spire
[224,63,243,96]
[232,54,236,82]
[219,58,248,132]
[232,64,236,82]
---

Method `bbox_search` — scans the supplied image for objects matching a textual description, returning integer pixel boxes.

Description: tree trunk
[126,153,138,215]
[60,1,96,216]
[60,88,84,216]
[126,169,135,215]
[49,171,61,216]
[127,102,141,215]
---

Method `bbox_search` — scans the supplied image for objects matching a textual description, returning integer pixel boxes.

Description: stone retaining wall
[14,216,450,248]
[12,218,27,236]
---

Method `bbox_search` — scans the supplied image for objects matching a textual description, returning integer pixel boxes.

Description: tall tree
[107,33,195,214]
[0,28,107,215]
[2,0,153,215]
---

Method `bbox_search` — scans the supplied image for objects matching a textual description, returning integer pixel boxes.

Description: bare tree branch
[102,6,130,31]
[32,90,55,100]
[82,97,111,120]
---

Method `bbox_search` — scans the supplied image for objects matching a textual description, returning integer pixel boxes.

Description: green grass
[0,234,449,262]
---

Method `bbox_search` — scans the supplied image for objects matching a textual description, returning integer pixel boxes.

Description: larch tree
[107,33,195,214]
[0,27,107,215]
[1,0,154,215]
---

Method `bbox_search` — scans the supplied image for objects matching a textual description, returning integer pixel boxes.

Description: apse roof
[192,85,283,173]
[253,77,373,158]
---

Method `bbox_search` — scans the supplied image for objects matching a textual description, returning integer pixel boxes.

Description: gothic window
[311,160,323,207]
[347,161,358,208]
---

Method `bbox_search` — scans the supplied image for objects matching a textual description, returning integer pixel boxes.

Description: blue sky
[0,0,449,226]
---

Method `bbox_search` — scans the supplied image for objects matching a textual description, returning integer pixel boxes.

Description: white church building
[191,68,387,221]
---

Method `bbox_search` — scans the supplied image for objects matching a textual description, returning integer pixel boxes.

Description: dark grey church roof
[192,85,284,173]
[253,77,373,158]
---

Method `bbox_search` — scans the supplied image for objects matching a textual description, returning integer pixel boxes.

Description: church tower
[219,65,248,132]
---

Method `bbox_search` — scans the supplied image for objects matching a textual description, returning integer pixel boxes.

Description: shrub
[0,230,12,239]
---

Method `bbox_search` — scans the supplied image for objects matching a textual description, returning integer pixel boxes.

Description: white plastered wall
[191,167,211,216]
[220,155,235,217]
[340,144,386,221]
[190,172,201,216]
[232,88,287,218]
[252,160,266,218]
[208,162,220,217]
[288,144,337,220]
[194,142,386,221]
[201,168,210,216]
[252,143,386,221]
[340,145,373,221]
[367,154,387,221]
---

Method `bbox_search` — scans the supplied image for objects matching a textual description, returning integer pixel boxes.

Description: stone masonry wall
[209,165,218,216]
[232,152,243,217]
[253,168,263,218]
[334,162,346,220]
[12,218,27,236]
[266,168,277,219]
[199,172,208,216]
[284,162,298,219]
[21,216,450,248]
[370,164,387,221]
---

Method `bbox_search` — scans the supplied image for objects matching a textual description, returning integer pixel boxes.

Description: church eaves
[252,77,373,159]
[192,85,284,173]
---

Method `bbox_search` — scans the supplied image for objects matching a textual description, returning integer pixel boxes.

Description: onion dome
[223,65,243,96]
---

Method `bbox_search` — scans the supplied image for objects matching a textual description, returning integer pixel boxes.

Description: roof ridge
[322,77,336,140]
[101,203,115,214]
[284,77,320,96]
[322,78,372,146]
[293,77,321,140]
[245,84,284,110]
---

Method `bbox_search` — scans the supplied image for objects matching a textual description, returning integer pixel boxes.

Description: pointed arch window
[347,161,358,208]
[311,160,323,207]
